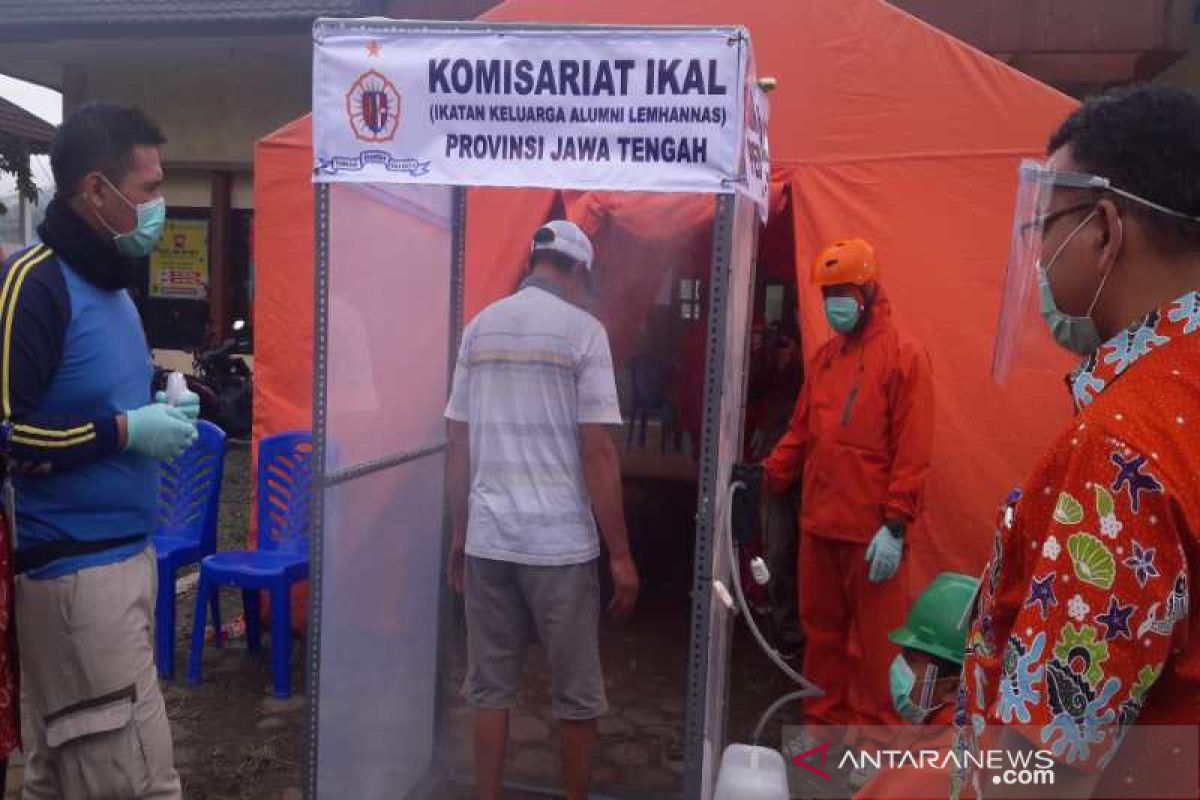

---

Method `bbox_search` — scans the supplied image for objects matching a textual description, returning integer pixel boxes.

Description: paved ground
[435,477,802,799]
[435,603,802,799]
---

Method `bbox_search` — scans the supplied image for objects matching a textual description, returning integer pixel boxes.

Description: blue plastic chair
[153,420,227,679]
[188,431,312,698]
[627,355,677,453]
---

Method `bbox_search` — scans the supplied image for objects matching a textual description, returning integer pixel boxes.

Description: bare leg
[561,718,597,800]
[475,707,510,800]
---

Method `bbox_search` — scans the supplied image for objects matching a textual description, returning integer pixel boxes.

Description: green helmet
[888,572,979,666]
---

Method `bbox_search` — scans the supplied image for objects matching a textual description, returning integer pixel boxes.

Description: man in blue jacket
[1,103,196,799]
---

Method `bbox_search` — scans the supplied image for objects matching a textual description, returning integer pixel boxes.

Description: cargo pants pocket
[45,685,149,799]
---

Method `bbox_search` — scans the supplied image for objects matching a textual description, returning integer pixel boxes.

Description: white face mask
[1037,209,1115,355]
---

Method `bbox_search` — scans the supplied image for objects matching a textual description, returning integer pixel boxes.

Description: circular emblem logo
[345,69,401,143]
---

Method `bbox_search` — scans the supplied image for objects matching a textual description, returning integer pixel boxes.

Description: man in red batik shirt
[958,85,1200,797]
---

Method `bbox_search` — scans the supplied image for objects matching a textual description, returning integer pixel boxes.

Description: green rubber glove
[154,389,201,422]
[865,525,904,583]
[125,403,197,461]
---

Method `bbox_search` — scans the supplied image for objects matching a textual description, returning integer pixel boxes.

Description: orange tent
[253,0,1076,626]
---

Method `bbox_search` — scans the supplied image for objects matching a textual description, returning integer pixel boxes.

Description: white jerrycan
[714,743,789,800]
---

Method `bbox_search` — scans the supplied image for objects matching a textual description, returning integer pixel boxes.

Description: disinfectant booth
[303,18,804,800]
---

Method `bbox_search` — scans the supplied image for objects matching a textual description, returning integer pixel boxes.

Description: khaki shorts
[463,556,607,721]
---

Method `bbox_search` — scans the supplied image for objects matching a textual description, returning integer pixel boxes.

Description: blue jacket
[0,202,158,579]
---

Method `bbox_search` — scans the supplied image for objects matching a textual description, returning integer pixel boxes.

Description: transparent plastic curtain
[315,183,453,798]
[696,194,758,800]
[432,188,725,800]
[310,182,758,799]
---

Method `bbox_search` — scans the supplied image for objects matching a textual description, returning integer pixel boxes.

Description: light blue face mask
[98,175,166,258]
[824,296,861,334]
[1038,209,1109,356]
[890,655,943,724]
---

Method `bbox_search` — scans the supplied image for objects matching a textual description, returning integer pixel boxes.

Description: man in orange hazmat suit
[763,238,935,750]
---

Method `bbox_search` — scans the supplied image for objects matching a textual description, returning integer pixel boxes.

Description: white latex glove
[155,389,201,422]
[126,403,197,461]
[865,525,904,583]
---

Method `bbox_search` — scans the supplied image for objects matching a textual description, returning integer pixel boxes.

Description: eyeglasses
[1019,201,1096,240]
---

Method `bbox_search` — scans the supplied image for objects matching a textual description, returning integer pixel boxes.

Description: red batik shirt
[0,514,17,759]
[955,291,1200,793]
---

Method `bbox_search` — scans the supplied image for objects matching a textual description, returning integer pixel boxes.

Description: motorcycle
[154,319,254,440]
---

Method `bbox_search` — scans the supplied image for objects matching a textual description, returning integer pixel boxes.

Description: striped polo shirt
[445,278,622,566]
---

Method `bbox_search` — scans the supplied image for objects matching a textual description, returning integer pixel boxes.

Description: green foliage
[0,131,39,211]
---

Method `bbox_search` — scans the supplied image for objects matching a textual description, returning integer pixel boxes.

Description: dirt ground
[165,444,307,800]
[5,445,306,800]
[5,441,802,800]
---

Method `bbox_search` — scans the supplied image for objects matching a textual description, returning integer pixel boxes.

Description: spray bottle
[165,372,187,408]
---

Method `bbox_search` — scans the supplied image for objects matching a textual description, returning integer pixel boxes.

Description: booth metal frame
[303,19,764,800]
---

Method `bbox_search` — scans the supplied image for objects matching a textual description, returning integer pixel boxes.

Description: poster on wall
[313,24,767,216]
[150,218,209,300]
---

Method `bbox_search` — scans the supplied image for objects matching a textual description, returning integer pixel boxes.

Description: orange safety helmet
[811,238,878,287]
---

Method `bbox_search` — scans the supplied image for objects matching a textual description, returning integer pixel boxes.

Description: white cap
[530,220,594,271]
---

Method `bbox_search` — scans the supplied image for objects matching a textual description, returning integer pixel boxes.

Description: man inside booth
[445,220,640,800]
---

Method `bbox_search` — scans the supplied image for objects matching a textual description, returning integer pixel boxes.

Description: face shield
[991,159,1200,382]
[992,160,1098,382]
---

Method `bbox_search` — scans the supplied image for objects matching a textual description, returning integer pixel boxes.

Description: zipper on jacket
[840,348,866,427]
[841,385,860,426]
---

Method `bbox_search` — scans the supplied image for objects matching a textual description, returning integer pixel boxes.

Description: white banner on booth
[313,26,753,199]
[743,82,770,222]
